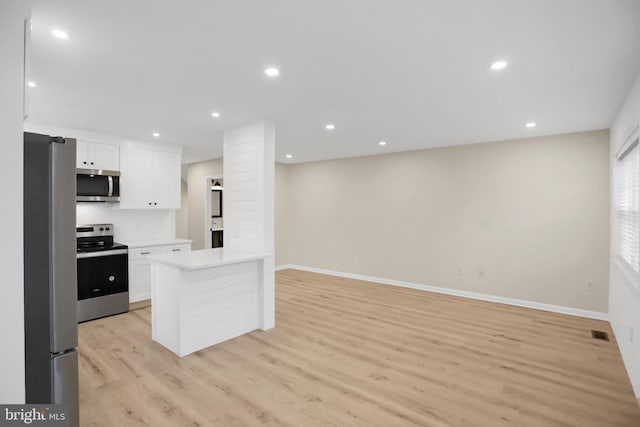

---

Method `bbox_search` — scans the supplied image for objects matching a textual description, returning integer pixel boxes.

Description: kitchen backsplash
[76,203,176,242]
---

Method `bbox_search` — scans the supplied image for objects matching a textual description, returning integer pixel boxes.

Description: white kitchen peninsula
[149,120,275,357]
[148,248,269,356]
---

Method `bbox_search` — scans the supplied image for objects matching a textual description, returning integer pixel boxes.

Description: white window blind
[615,137,639,274]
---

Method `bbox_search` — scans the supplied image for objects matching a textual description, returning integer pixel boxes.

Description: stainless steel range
[76,224,129,322]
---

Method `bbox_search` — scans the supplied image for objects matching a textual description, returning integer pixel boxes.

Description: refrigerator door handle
[50,137,78,352]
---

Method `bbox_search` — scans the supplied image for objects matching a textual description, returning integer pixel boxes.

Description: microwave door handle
[107,175,113,197]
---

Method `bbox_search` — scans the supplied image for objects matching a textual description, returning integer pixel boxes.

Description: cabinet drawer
[162,244,191,254]
[129,247,162,260]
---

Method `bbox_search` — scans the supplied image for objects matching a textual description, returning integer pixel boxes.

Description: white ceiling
[28,0,640,164]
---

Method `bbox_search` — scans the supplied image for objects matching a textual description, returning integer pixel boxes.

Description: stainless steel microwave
[76,169,120,202]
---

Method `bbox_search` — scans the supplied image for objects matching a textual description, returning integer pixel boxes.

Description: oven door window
[77,174,110,197]
[77,254,128,300]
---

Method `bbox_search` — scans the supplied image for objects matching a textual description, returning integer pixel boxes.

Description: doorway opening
[204,175,223,249]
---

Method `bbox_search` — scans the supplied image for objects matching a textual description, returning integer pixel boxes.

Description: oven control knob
[108,276,115,282]
[106,227,110,231]
[99,227,104,231]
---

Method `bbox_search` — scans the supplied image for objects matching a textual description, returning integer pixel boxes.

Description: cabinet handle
[171,248,181,252]
[140,251,151,255]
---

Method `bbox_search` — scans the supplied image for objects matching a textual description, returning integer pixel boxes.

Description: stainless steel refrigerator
[24,132,79,427]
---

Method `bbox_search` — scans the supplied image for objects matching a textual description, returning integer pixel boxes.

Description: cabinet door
[152,150,181,209]
[76,140,89,168]
[119,146,153,209]
[89,142,119,171]
[128,246,161,302]
[129,258,152,302]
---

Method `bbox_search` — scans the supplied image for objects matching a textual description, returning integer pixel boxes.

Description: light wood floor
[78,269,640,426]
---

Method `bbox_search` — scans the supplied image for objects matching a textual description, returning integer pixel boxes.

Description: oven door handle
[76,249,128,259]
[107,175,114,197]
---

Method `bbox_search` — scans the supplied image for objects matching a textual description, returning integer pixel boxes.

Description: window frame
[613,128,640,285]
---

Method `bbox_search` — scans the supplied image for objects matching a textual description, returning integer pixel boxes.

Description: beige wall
[176,179,189,238]
[275,162,291,266]
[285,130,610,312]
[187,158,223,250]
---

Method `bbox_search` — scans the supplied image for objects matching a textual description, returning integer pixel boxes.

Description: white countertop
[148,248,268,270]
[121,238,192,249]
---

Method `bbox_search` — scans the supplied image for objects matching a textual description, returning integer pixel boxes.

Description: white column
[223,121,275,329]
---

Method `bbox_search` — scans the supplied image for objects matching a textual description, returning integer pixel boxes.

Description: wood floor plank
[78,269,640,426]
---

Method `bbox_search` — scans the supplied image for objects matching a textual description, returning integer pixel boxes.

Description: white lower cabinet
[128,243,191,302]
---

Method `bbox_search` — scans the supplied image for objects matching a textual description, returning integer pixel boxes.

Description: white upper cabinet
[151,150,181,208]
[119,146,152,209]
[119,145,181,209]
[75,140,88,168]
[76,140,120,171]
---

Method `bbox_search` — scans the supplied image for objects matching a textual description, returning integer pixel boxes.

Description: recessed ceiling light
[379,141,387,146]
[264,67,280,77]
[490,60,508,70]
[27,81,37,88]
[286,154,293,159]
[325,124,335,130]
[211,112,220,118]
[525,122,536,128]
[153,132,160,137]
[52,29,69,39]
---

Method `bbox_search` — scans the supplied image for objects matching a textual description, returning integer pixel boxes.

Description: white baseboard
[130,293,150,303]
[276,264,609,321]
